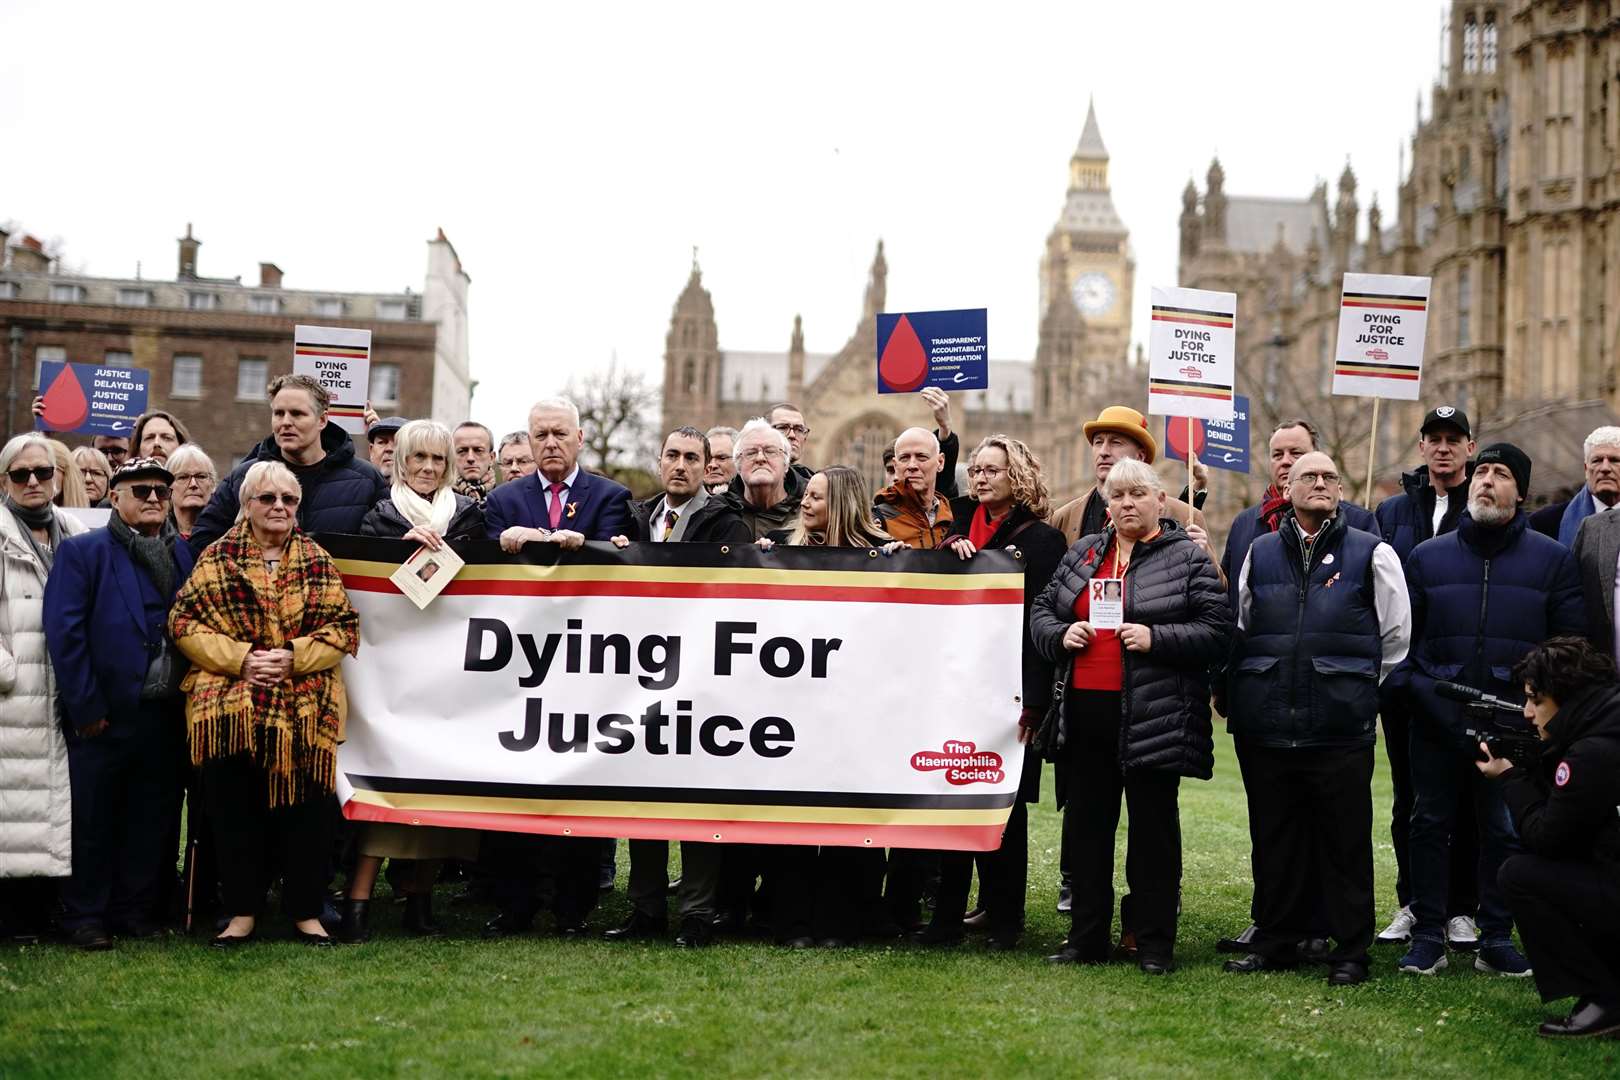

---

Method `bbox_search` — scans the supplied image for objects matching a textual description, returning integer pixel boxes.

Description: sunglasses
[252,492,301,508]
[8,466,54,485]
[127,483,171,502]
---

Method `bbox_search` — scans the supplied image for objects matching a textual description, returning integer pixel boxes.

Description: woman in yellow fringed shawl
[169,460,358,948]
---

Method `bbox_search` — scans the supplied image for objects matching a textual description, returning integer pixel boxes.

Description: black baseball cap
[367,416,408,442]
[1420,405,1471,438]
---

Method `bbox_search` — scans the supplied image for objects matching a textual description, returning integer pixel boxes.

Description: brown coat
[873,485,954,549]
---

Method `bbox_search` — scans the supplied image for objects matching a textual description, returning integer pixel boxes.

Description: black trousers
[60,703,182,931]
[931,801,1029,935]
[1500,854,1620,1006]
[1241,741,1375,965]
[1064,690,1182,962]
[490,833,598,926]
[1382,703,1479,913]
[203,754,336,921]
[771,844,887,941]
[882,848,939,930]
[627,839,723,922]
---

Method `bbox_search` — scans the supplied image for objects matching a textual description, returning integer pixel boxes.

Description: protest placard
[325,536,1024,850]
[1164,392,1251,475]
[1332,273,1431,401]
[293,324,370,435]
[1146,286,1236,422]
[35,361,148,437]
[876,308,989,393]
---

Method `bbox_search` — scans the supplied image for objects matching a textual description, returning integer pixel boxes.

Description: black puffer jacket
[359,491,486,542]
[1030,519,1232,779]
[188,423,388,555]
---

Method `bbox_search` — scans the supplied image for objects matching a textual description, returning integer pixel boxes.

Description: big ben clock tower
[1033,99,1136,497]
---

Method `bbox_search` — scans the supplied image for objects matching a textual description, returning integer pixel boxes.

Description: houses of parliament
[662,0,1620,503]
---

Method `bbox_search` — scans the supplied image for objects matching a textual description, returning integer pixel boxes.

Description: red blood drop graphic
[1166,418,1207,459]
[40,364,89,431]
[878,315,928,393]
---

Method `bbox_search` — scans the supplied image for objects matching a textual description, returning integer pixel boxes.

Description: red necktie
[662,508,679,540]
[548,481,566,528]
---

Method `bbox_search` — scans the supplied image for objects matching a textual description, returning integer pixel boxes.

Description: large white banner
[322,536,1028,851]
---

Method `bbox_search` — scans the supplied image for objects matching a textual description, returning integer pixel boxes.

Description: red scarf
[1259,484,1290,533]
[968,504,1004,548]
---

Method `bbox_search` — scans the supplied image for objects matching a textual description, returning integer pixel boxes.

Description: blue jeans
[1407,718,1519,946]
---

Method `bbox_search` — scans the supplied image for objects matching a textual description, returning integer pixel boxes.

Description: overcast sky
[2,0,1450,438]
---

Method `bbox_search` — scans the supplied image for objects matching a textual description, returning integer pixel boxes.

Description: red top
[1071,541,1124,692]
[968,504,1003,549]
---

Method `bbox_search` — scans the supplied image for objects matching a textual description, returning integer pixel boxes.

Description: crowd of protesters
[3,378,1620,1040]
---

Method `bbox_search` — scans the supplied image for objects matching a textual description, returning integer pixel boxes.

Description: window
[376,299,407,320]
[248,294,281,315]
[171,355,203,398]
[34,345,66,389]
[0,281,16,299]
[1483,16,1498,74]
[49,283,84,303]
[187,292,217,311]
[104,350,133,368]
[314,297,345,317]
[1463,18,1479,75]
[117,287,151,307]
[236,357,268,400]
[369,362,400,407]
[1457,266,1472,348]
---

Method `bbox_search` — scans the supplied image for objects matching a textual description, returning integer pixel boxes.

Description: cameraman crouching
[1477,636,1620,1038]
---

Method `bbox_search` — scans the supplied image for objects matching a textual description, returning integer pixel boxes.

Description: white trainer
[1447,914,1480,951]
[1377,906,1416,943]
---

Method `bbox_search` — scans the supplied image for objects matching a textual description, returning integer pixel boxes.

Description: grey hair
[0,434,53,474]
[235,460,300,523]
[1585,426,1620,461]
[736,418,790,457]
[394,420,455,492]
[1101,457,1164,499]
[529,396,581,430]
[498,430,530,451]
[165,442,216,481]
[705,425,739,442]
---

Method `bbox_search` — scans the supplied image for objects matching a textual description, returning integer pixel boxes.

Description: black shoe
[781,936,815,949]
[1539,998,1620,1038]
[1138,956,1174,976]
[1328,960,1369,986]
[1056,884,1072,914]
[209,931,253,949]
[1046,944,1108,966]
[598,864,617,892]
[986,926,1020,951]
[113,919,164,940]
[1299,937,1331,965]
[338,899,370,945]
[1223,952,1298,974]
[603,911,668,941]
[297,929,335,947]
[817,937,848,948]
[962,908,990,931]
[556,920,591,938]
[402,895,443,938]
[481,912,533,939]
[710,910,746,935]
[912,924,963,947]
[674,916,712,948]
[1216,924,1257,953]
[69,924,113,951]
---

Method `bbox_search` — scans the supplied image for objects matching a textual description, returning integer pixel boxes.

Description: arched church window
[683,359,696,395]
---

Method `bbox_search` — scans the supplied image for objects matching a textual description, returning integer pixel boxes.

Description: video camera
[1437,681,1542,765]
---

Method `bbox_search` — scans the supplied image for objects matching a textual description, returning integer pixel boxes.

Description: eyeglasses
[83,470,109,481]
[967,465,1006,480]
[771,423,810,438]
[738,447,785,462]
[127,483,171,502]
[172,472,213,486]
[8,466,54,485]
[252,492,302,507]
[1290,471,1341,488]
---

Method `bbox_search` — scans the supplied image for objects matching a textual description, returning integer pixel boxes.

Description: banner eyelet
[867,549,879,559]
[719,545,730,554]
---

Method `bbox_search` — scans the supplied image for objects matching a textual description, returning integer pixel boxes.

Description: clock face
[1072,272,1116,316]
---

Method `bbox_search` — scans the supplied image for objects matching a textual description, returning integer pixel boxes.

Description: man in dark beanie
[43,458,196,947]
[1390,441,1585,977]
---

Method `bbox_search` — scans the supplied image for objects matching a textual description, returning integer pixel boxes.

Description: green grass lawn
[3,738,1617,1079]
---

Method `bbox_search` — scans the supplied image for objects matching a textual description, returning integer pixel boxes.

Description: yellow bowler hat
[1081,405,1158,464]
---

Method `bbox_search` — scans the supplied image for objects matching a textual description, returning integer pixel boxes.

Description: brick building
[0,224,471,471]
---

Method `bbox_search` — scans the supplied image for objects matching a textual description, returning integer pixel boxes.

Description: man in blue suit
[482,397,633,939]
[44,458,195,948]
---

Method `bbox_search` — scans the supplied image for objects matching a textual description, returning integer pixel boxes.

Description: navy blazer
[484,468,633,543]
[43,527,194,729]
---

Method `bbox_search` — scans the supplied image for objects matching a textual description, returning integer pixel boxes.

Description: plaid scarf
[168,521,359,807]
[454,473,493,508]
[1258,484,1291,533]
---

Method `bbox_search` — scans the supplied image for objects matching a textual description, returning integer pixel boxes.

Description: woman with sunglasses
[341,420,482,943]
[0,435,90,942]
[169,460,359,947]
[43,458,196,948]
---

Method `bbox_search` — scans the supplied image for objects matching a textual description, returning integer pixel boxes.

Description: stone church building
[659,102,1139,501]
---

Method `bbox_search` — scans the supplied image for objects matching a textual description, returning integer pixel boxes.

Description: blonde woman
[70,447,112,506]
[46,440,88,509]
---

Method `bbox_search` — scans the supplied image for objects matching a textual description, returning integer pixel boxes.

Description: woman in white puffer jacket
[0,434,88,923]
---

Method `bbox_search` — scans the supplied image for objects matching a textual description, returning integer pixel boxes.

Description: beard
[1468,495,1515,527]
